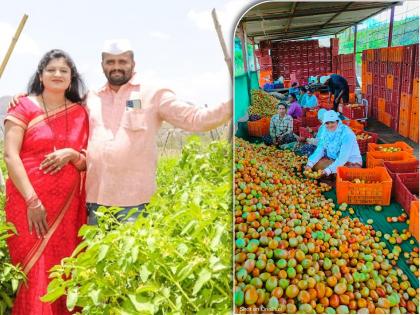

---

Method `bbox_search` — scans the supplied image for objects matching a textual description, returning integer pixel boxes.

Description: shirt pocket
[121,109,148,131]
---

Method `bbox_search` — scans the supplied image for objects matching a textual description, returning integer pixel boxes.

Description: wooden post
[0,14,28,79]
[211,8,233,142]
[212,9,233,79]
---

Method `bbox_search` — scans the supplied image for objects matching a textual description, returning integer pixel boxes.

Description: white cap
[102,39,132,55]
[320,75,331,85]
[322,110,340,124]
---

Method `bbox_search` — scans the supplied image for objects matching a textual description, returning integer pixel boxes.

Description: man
[84,39,231,224]
[322,74,350,112]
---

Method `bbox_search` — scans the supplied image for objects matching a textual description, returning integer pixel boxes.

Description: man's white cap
[102,39,132,54]
[320,75,331,85]
[322,110,340,124]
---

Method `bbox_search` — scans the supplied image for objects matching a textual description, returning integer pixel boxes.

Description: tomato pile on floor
[234,138,419,314]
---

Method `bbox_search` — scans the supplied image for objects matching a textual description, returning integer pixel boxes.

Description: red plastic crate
[395,173,419,214]
[336,167,392,205]
[293,118,301,134]
[403,44,416,64]
[342,104,366,119]
[299,125,320,139]
[356,131,379,155]
[384,160,419,195]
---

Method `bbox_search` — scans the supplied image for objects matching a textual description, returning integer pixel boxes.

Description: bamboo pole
[212,8,233,142]
[0,14,29,79]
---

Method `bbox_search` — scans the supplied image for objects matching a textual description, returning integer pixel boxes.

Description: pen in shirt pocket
[126,91,141,110]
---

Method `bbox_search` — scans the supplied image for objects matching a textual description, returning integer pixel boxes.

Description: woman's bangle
[25,192,42,210]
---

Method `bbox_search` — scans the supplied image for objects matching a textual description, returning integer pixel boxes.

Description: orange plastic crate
[247,117,270,137]
[299,126,320,139]
[368,142,414,154]
[386,75,394,89]
[343,120,364,133]
[366,151,417,168]
[409,200,419,241]
[382,112,392,127]
[336,167,392,205]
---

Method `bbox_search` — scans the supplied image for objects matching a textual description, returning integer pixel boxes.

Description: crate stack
[409,46,419,143]
[362,49,374,117]
[398,45,416,136]
[269,39,333,83]
[362,44,419,141]
[337,53,356,93]
[255,41,273,87]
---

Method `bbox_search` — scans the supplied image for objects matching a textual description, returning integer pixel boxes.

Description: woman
[270,103,294,146]
[288,82,299,96]
[287,93,303,119]
[4,49,88,314]
[303,88,319,108]
[304,110,362,178]
[297,86,307,106]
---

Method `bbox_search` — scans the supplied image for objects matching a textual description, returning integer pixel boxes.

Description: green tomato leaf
[192,268,212,295]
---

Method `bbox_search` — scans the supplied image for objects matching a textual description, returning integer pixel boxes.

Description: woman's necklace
[41,93,69,150]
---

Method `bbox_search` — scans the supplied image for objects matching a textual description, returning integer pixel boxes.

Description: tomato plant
[42,137,232,314]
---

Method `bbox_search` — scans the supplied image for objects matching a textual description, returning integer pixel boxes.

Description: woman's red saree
[5,96,88,315]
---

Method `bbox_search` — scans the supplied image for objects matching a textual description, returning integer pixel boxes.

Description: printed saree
[5,96,88,315]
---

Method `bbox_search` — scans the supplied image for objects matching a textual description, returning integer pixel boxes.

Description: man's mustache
[110,70,125,75]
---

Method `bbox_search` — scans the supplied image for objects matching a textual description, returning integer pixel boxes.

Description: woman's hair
[299,86,307,93]
[307,88,314,94]
[277,102,287,110]
[289,93,297,101]
[291,82,298,87]
[27,49,87,103]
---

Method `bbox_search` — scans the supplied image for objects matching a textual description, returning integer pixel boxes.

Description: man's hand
[27,203,48,238]
[9,93,27,109]
[40,148,78,174]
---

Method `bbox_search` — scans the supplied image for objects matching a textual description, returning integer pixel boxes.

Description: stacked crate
[269,39,333,83]
[409,45,419,143]
[362,44,419,140]
[338,53,356,93]
[399,45,418,141]
[256,40,273,87]
[362,49,374,118]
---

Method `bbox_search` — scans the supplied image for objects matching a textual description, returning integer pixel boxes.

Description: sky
[0,0,256,105]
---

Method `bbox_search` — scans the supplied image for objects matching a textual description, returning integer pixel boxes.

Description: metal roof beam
[310,2,353,37]
[242,2,400,22]
[333,3,400,36]
[248,21,356,38]
[285,2,298,33]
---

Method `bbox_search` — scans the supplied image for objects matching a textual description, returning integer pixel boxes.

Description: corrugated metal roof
[240,1,402,42]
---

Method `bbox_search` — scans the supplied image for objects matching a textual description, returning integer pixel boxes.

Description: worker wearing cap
[305,110,362,178]
[322,74,350,112]
[85,39,231,224]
